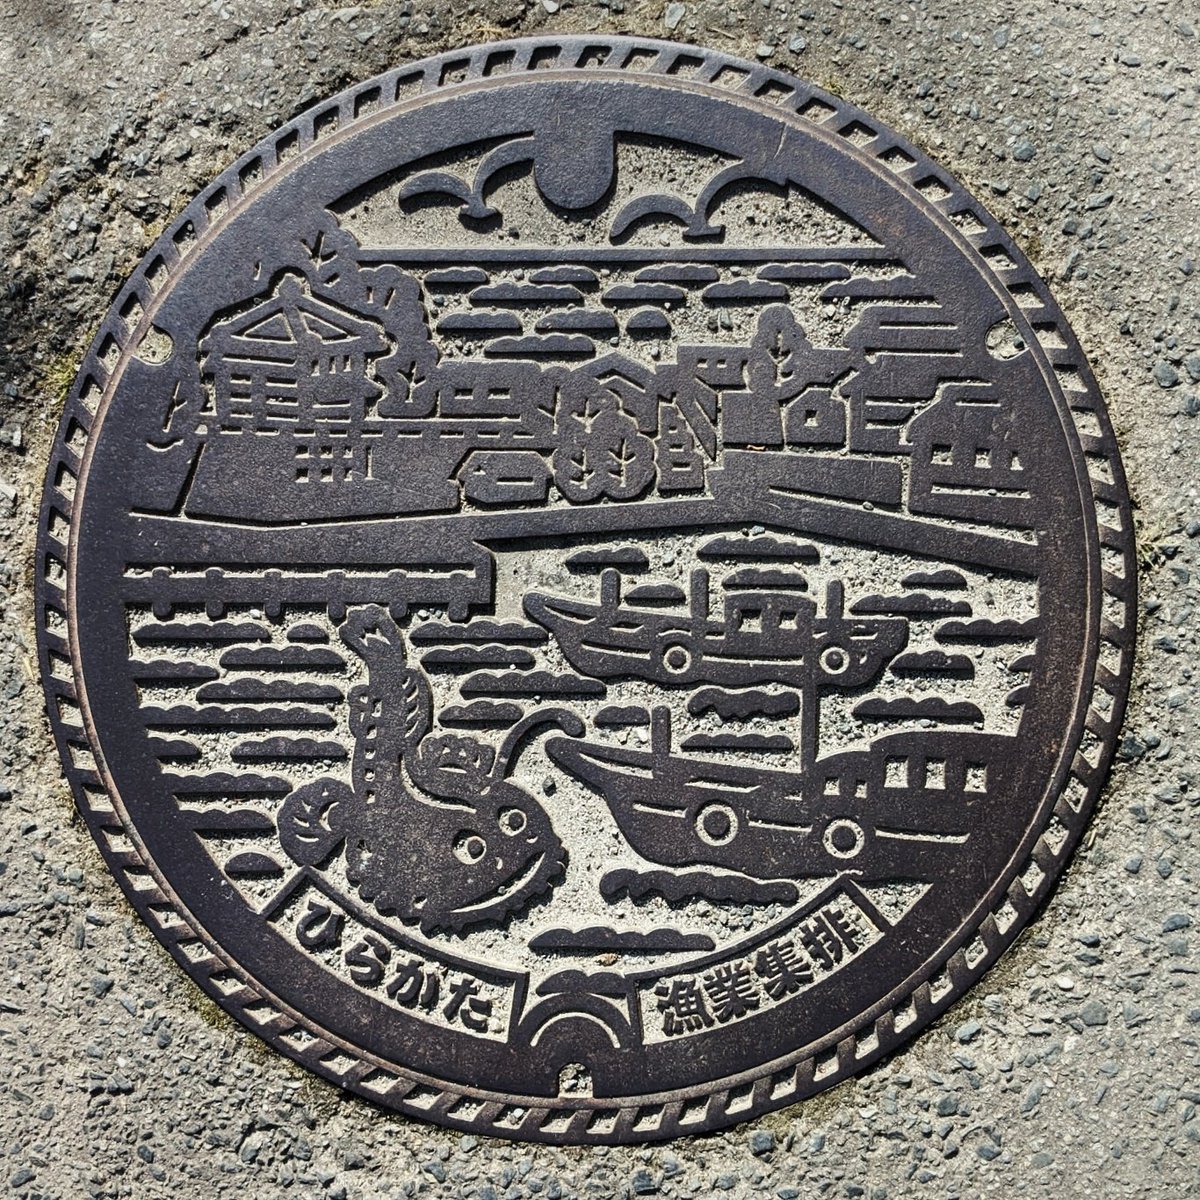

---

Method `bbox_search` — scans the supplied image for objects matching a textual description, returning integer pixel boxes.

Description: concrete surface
[0,1,1197,1197]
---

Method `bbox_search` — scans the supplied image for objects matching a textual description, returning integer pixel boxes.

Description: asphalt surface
[0,1,1197,1197]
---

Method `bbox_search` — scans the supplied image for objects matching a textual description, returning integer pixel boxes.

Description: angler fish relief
[38,39,1134,1142]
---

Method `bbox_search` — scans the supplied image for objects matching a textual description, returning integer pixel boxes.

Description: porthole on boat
[823,819,866,860]
[696,803,740,846]
[660,642,693,676]
[820,645,850,675]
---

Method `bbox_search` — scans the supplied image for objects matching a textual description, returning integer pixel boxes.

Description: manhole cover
[38,37,1135,1142]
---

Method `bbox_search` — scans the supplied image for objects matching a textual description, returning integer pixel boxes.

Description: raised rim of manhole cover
[37,36,1135,1143]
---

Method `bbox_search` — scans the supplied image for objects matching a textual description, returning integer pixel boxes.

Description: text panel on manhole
[38,37,1134,1142]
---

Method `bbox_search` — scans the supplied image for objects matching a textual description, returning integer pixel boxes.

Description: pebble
[665,2,686,30]
[1154,360,1181,388]
[955,1019,982,1044]
[631,1168,658,1194]
[750,1130,775,1156]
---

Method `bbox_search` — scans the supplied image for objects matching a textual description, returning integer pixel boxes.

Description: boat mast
[600,567,621,610]
[650,706,673,759]
[825,578,844,619]
[689,567,710,623]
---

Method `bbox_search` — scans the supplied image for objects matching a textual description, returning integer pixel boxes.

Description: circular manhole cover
[38,38,1134,1142]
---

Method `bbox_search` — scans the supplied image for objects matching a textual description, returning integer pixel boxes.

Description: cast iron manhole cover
[38,37,1134,1142]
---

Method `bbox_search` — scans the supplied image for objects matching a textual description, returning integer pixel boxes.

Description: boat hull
[546,734,984,881]
[524,584,908,691]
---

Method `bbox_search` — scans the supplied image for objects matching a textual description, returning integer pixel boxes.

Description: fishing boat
[546,711,1005,881]
[524,569,909,692]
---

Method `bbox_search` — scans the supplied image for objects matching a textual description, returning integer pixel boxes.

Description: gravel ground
[1,1,1197,1197]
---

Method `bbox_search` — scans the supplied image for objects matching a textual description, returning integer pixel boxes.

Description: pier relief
[43,40,1133,1141]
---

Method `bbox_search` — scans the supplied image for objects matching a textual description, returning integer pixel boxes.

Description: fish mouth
[421,841,567,934]
[453,853,546,917]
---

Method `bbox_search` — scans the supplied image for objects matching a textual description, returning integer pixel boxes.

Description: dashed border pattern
[35,37,1136,1144]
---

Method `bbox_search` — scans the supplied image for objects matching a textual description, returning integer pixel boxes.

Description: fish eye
[498,808,527,836]
[453,832,487,864]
